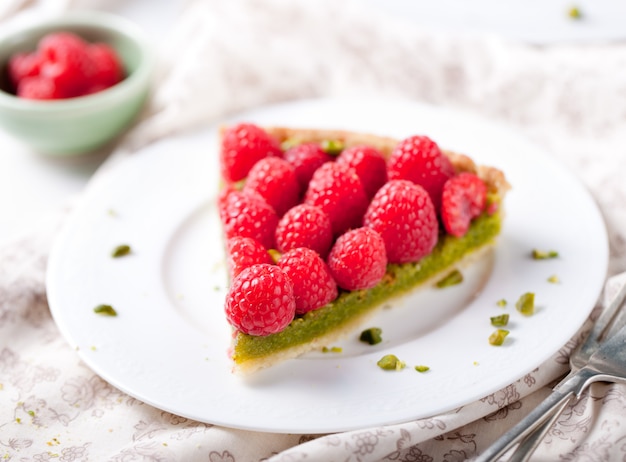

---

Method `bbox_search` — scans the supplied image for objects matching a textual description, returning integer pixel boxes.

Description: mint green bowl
[0,12,153,155]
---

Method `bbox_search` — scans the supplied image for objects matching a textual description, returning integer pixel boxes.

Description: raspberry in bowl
[0,12,153,155]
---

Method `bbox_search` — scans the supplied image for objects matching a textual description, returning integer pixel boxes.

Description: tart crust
[222,126,510,374]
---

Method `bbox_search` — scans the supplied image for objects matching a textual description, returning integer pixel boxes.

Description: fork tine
[573,275,626,364]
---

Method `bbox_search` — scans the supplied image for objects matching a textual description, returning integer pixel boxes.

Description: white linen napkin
[3,0,626,461]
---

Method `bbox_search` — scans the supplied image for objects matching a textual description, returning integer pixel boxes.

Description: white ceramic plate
[47,98,608,434]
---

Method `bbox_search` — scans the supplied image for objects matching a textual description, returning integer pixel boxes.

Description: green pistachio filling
[232,210,502,364]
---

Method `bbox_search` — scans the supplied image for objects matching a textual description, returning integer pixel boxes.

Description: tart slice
[218,124,510,374]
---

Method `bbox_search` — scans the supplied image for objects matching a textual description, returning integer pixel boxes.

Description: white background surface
[1,0,625,245]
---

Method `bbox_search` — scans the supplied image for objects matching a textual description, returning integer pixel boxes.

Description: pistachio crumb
[90,346,97,351]
[0,383,3,390]
[280,138,302,151]
[377,354,405,371]
[27,410,35,417]
[496,299,507,308]
[320,139,344,156]
[515,292,535,316]
[93,304,117,316]
[473,361,480,366]
[489,329,510,346]
[322,346,342,353]
[268,249,282,264]
[359,327,383,345]
[547,275,560,284]
[415,365,430,373]
[436,269,463,288]
[15,417,21,424]
[111,244,131,258]
[490,314,509,327]
[532,249,559,260]
[568,6,582,19]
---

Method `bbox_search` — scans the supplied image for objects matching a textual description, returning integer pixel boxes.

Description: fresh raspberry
[387,135,455,211]
[8,52,42,90]
[38,32,94,98]
[225,264,296,336]
[220,123,282,182]
[243,157,300,217]
[16,77,61,100]
[226,236,272,279]
[327,227,388,291]
[219,190,278,250]
[363,180,438,264]
[283,143,332,190]
[278,248,338,314]
[275,204,333,258]
[336,145,388,199]
[441,172,487,237]
[303,162,368,237]
[85,43,124,93]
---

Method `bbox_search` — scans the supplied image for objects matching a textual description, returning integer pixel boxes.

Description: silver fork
[475,278,626,462]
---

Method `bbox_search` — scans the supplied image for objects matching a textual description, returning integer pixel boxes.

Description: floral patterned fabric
[3,0,626,460]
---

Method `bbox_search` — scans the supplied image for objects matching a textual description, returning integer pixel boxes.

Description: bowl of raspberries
[0,11,153,155]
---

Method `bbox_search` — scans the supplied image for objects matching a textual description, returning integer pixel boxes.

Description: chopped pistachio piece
[547,275,560,284]
[280,138,302,151]
[93,304,117,316]
[496,299,507,308]
[377,354,406,371]
[322,346,342,353]
[489,329,510,346]
[111,244,131,258]
[360,327,383,345]
[320,139,344,156]
[490,314,510,327]
[436,269,463,288]
[415,365,430,373]
[268,249,281,264]
[532,249,559,260]
[27,410,35,417]
[568,6,582,19]
[515,292,535,316]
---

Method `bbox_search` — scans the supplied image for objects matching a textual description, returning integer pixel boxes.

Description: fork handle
[506,396,573,462]
[474,368,597,462]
